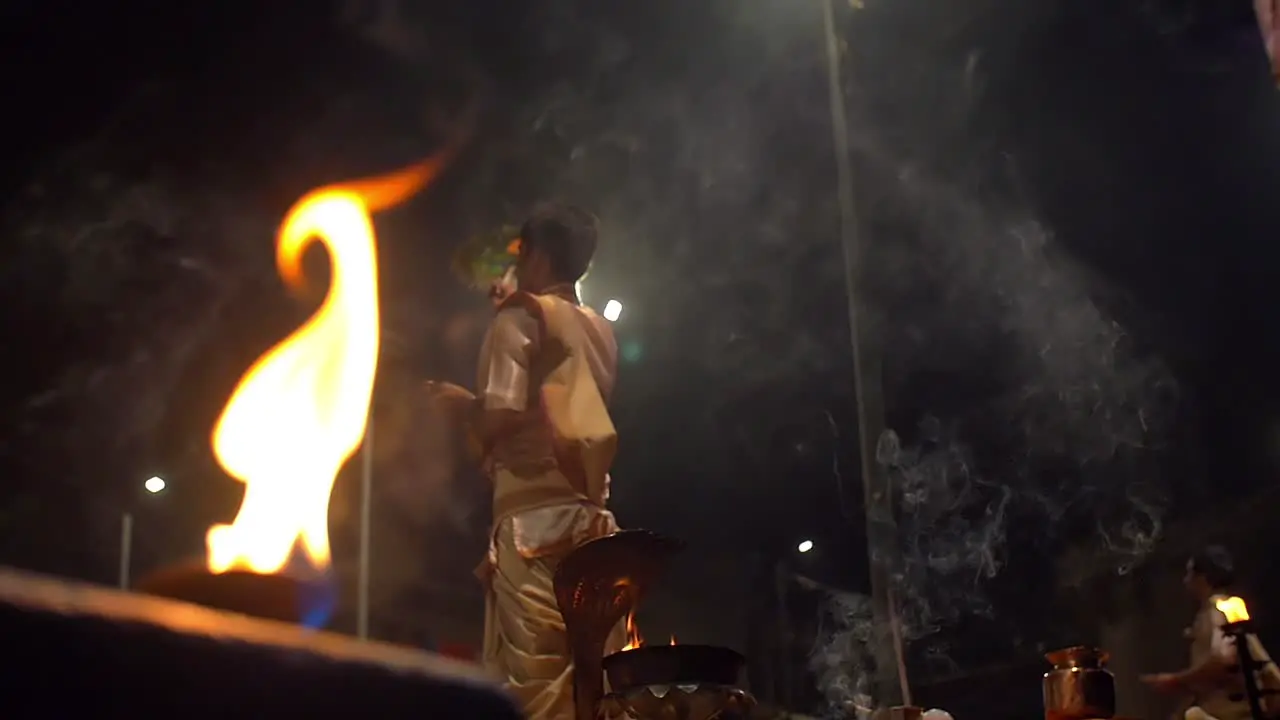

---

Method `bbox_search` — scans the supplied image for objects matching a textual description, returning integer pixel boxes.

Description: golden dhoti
[483,520,575,720]
[482,518,626,720]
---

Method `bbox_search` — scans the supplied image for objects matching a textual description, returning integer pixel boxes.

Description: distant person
[426,203,622,719]
[1142,545,1280,720]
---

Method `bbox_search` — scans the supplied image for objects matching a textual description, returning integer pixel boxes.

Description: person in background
[1142,545,1280,720]
[427,203,621,720]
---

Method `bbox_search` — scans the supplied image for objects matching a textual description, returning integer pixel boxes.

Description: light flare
[206,159,441,576]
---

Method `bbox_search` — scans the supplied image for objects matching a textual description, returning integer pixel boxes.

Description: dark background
[1,0,1277,714]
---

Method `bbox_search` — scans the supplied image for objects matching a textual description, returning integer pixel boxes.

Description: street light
[120,475,167,589]
[797,539,814,554]
[603,299,623,322]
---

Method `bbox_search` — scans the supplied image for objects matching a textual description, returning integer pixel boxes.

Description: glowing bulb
[144,476,167,494]
[797,539,814,554]
[603,299,623,322]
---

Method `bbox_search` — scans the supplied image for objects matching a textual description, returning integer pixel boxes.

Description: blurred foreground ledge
[0,566,520,718]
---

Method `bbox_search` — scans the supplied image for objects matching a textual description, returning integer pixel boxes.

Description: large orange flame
[206,160,441,576]
[1216,596,1251,624]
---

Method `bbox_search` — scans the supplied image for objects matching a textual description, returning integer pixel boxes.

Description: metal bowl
[603,644,745,691]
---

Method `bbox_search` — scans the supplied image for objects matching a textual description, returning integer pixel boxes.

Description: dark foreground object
[0,566,520,719]
[137,562,320,623]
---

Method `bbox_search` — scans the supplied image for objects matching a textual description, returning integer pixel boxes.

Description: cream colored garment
[526,293,619,506]
[477,294,618,559]
[478,292,622,719]
[483,520,627,720]
[486,474,617,567]
[484,520,575,720]
[477,299,617,414]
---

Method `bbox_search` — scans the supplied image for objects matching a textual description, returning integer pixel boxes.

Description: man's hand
[1141,673,1182,694]
[488,269,516,307]
[424,381,476,418]
[423,382,484,466]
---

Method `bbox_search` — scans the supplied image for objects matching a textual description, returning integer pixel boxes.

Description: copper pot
[1043,646,1116,720]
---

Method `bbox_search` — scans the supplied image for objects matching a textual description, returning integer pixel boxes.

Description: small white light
[797,539,814,554]
[603,299,623,322]
[144,476,166,494]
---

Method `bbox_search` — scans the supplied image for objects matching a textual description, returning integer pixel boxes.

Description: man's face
[514,246,550,292]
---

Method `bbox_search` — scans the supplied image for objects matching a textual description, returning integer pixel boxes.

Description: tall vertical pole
[118,512,134,590]
[774,560,795,710]
[357,418,374,640]
[820,0,909,708]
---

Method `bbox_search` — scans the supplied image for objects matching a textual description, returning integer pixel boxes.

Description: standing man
[1142,545,1280,720]
[429,203,620,719]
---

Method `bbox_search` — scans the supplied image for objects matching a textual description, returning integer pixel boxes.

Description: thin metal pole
[356,417,374,640]
[820,0,910,707]
[118,512,133,590]
[774,560,794,710]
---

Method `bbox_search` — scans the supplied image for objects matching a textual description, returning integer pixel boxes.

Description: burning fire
[1216,596,1251,624]
[622,610,643,651]
[206,160,441,576]
[618,610,678,651]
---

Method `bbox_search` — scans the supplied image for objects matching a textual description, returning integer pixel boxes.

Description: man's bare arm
[1171,655,1232,686]
[1159,619,1238,689]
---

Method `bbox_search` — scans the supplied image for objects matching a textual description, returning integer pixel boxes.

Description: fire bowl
[603,644,745,691]
[137,562,333,626]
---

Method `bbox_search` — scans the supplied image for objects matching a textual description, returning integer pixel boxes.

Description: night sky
[2,0,1278,709]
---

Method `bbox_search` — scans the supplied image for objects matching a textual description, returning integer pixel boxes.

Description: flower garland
[450,224,522,290]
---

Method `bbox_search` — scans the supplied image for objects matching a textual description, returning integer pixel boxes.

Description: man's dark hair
[1189,545,1234,590]
[519,203,599,283]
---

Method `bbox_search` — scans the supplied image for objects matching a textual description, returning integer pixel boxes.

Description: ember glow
[206,160,440,576]
[1216,596,1251,624]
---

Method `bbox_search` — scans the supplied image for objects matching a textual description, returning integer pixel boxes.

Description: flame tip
[621,609,643,651]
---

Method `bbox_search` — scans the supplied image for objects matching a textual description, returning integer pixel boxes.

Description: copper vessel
[600,644,753,720]
[602,644,744,690]
[1042,646,1116,720]
[553,530,684,720]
